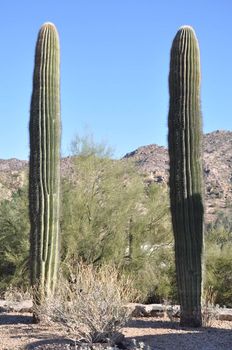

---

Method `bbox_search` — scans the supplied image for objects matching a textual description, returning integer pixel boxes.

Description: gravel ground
[0,313,231,350]
[124,317,232,350]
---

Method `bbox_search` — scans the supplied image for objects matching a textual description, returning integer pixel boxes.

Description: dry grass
[35,263,137,345]
[4,285,31,302]
[202,286,220,327]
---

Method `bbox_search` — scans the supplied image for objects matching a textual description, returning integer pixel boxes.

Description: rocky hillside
[124,130,232,222]
[0,130,231,223]
[0,159,28,201]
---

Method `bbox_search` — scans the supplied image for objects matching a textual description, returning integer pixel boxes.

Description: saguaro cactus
[29,22,61,301]
[168,26,204,327]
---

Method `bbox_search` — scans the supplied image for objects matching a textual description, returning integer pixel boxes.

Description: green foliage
[61,148,144,265]
[168,26,204,326]
[70,133,114,158]
[0,137,174,303]
[61,135,174,302]
[29,22,61,299]
[206,212,232,249]
[121,184,175,303]
[205,212,232,307]
[0,187,30,292]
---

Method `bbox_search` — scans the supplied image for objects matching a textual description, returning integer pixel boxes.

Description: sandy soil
[124,317,232,350]
[0,313,231,350]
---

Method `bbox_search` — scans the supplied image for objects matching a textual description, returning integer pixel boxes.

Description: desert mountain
[124,130,232,222]
[0,130,231,223]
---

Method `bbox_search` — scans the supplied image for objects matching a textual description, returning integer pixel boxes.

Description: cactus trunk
[29,22,61,302]
[168,26,204,327]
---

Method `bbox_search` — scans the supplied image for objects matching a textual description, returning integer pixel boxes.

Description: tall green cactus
[29,22,61,301]
[168,26,204,327]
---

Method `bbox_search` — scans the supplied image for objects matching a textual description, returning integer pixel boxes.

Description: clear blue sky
[1,0,231,159]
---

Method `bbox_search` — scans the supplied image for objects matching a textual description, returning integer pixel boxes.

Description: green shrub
[205,245,232,307]
[0,186,30,292]
[205,213,232,307]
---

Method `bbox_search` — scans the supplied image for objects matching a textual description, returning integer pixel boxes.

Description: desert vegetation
[1,154,231,308]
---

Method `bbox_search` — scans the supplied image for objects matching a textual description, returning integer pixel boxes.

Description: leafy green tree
[61,152,145,265]
[60,135,174,302]
[0,186,30,291]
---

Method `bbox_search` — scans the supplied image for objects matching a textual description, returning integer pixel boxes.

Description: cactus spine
[168,26,204,327]
[29,22,61,301]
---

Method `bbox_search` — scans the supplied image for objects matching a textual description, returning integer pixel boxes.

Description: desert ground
[0,312,231,350]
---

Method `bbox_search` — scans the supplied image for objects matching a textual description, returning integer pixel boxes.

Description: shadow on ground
[125,318,232,350]
[1,314,231,350]
[0,314,32,325]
